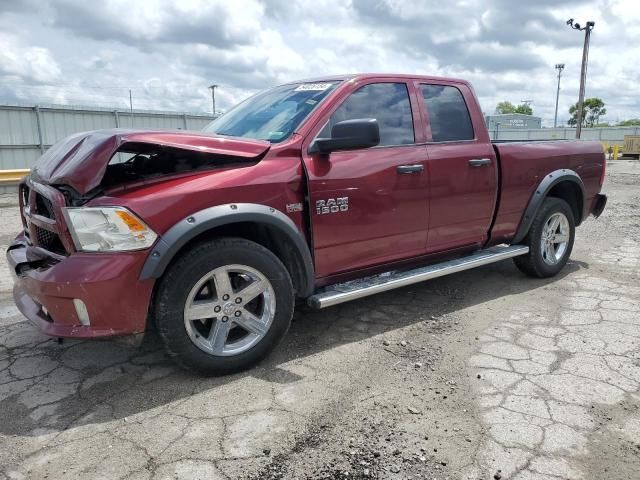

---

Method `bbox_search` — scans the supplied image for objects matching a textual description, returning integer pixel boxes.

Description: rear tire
[513,198,575,278]
[154,237,294,375]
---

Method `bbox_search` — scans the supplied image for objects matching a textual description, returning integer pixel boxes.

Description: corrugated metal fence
[490,126,640,142]
[0,104,215,172]
[1,103,638,187]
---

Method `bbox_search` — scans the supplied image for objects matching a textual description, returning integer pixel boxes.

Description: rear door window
[420,84,474,142]
[319,82,415,146]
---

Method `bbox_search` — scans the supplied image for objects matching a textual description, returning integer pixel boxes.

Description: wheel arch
[140,203,315,298]
[512,169,585,244]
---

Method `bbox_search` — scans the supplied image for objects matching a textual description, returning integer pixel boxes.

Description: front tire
[154,238,294,375]
[513,197,575,278]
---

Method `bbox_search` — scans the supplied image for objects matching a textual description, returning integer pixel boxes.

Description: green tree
[618,119,640,126]
[514,104,533,115]
[495,101,533,115]
[568,98,606,127]
[495,101,515,114]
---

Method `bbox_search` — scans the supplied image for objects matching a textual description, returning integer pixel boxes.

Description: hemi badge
[286,203,303,213]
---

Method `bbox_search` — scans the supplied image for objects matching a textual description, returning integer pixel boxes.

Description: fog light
[73,299,91,326]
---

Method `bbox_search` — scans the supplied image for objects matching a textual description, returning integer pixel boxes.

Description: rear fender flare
[512,169,585,244]
[140,203,315,297]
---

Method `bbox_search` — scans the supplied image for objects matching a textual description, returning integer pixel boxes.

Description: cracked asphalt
[0,161,638,480]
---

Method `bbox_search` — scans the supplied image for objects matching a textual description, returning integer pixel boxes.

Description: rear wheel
[154,238,294,375]
[513,197,575,278]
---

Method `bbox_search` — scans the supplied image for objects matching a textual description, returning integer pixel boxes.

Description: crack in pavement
[464,266,640,480]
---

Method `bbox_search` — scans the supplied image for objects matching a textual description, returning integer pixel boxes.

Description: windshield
[203,82,341,143]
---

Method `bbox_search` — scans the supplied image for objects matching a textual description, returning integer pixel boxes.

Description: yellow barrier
[0,169,29,184]
[602,142,622,160]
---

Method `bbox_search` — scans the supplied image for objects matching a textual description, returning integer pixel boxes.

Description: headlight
[63,207,157,252]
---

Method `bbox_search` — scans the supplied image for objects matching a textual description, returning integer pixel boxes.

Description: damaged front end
[30,128,272,204]
[15,128,272,254]
[8,128,272,338]
[8,176,155,337]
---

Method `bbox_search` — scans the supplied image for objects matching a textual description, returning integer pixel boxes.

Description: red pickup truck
[8,74,607,374]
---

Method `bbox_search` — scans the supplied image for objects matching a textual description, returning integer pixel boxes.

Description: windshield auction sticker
[294,83,333,91]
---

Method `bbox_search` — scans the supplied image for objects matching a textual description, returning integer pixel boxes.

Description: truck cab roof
[286,73,472,86]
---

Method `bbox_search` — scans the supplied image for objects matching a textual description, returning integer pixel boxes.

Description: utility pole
[566,19,595,139]
[129,89,133,128]
[208,84,218,116]
[554,64,565,128]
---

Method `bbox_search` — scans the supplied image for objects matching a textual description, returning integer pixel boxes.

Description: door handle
[397,164,424,174]
[468,158,492,167]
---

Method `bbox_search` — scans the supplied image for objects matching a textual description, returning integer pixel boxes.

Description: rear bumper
[591,193,607,218]
[7,235,155,338]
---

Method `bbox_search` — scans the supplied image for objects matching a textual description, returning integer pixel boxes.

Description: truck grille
[35,193,55,219]
[34,225,66,255]
[19,181,70,256]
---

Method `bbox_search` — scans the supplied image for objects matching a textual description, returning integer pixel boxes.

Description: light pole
[554,64,565,128]
[208,84,218,116]
[566,18,595,139]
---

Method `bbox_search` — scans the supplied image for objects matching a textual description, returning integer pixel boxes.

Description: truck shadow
[0,259,586,436]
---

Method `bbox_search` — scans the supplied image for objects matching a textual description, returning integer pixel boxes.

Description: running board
[307,245,529,309]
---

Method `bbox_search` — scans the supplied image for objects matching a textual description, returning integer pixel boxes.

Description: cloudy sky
[0,0,637,126]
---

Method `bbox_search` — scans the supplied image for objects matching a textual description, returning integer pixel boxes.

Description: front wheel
[154,238,294,375]
[513,197,575,278]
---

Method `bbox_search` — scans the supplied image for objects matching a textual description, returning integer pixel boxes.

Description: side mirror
[309,118,380,154]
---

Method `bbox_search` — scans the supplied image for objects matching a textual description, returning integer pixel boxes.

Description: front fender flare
[512,169,585,244]
[140,203,315,297]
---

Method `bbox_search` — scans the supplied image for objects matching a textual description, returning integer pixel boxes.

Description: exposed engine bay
[29,129,271,204]
[55,142,259,206]
[101,142,255,189]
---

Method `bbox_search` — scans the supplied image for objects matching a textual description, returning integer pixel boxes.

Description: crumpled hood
[31,129,271,194]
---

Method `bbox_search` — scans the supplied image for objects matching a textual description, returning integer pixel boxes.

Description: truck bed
[490,140,605,244]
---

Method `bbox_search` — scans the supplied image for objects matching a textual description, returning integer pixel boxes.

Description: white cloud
[0,33,61,83]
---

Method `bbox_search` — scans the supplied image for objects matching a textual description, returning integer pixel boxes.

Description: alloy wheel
[540,212,570,265]
[183,264,276,356]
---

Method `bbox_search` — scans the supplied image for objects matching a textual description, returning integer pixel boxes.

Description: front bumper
[591,193,607,218]
[7,235,155,338]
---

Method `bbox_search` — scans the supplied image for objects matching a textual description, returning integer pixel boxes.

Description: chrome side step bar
[307,245,529,309]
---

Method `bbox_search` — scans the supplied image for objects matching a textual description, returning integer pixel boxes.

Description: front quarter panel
[139,202,315,296]
[88,147,307,238]
[88,146,314,294]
